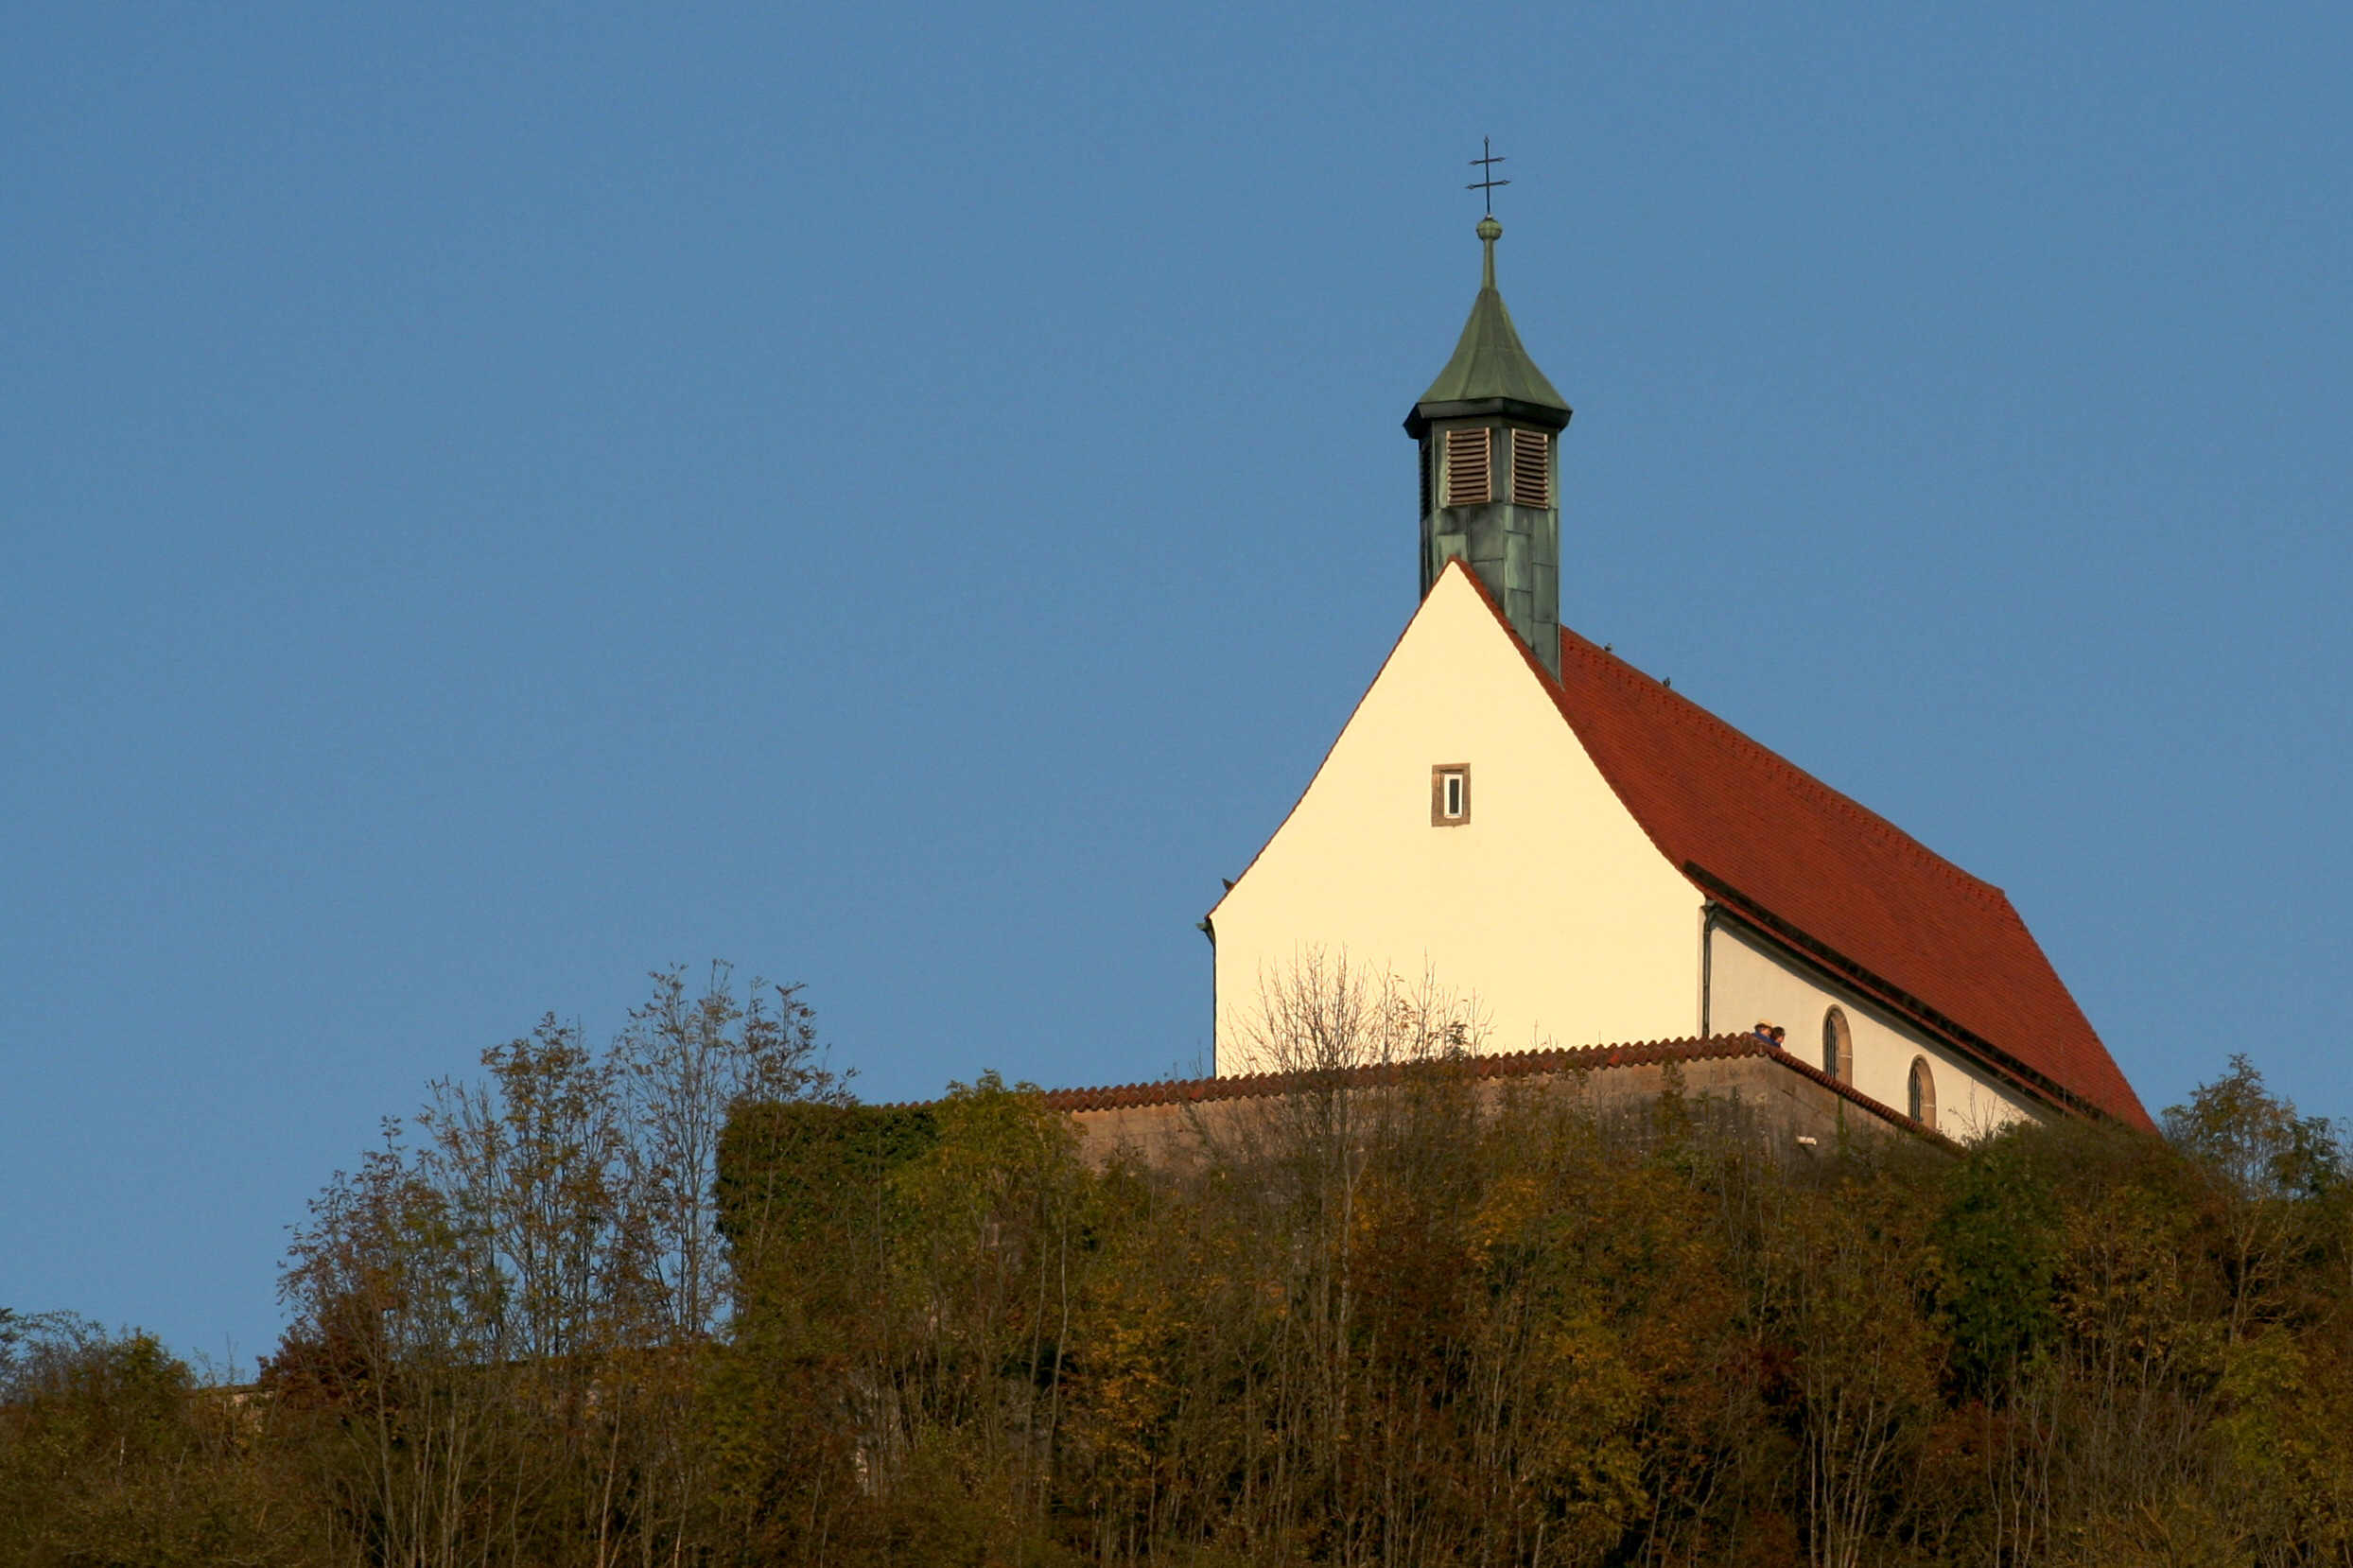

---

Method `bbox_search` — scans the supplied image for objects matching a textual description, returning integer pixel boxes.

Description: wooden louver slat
[1511,428,1551,510]
[1443,427,1491,506]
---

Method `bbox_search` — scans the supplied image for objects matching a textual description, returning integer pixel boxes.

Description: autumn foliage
[706,1056,2353,1568]
[5,964,2352,1568]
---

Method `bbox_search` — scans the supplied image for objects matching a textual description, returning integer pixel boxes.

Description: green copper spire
[1403,217,1570,439]
[1407,208,1572,675]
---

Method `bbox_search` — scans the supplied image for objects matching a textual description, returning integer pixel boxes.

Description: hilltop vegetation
[5,966,2352,1567]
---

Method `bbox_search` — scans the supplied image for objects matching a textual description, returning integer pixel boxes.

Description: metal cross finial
[1466,136,1509,215]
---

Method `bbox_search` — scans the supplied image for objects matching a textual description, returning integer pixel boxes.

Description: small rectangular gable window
[1431,764,1471,826]
[1511,428,1551,509]
[1443,428,1491,506]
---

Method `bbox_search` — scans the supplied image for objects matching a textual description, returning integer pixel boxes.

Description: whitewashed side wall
[1703,920,2039,1141]
[1210,566,1703,1073]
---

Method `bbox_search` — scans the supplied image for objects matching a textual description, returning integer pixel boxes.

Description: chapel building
[1194,216,2153,1144]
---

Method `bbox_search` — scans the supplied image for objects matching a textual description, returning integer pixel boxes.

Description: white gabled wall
[1211,567,1702,1072]
[1703,921,2039,1141]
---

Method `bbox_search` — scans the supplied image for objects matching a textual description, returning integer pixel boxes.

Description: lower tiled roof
[1043,1035,1957,1148]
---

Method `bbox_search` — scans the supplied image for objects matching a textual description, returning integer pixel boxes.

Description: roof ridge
[1555,628,2007,906]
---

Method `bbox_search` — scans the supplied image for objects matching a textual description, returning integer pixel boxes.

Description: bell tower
[1404,214,1572,675]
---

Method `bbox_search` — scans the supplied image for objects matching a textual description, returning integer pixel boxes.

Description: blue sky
[5,3,2348,1366]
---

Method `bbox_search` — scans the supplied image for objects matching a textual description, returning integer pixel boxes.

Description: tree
[2165,1055,2346,1344]
[0,1313,320,1567]
[269,960,846,1567]
[617,962,843,1345]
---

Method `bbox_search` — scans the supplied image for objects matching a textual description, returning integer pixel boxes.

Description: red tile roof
[1450,563,2152,1131]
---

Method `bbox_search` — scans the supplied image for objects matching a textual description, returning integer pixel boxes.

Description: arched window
[1822,1006,1853,1083]
[1908,1057,1938,1131]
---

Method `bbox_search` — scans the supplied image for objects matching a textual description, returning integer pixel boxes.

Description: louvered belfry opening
[1510,427,1551,510]
[1443,427,1492,506]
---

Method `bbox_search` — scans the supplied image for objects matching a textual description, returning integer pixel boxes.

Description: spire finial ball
[1476,216,1502,242]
